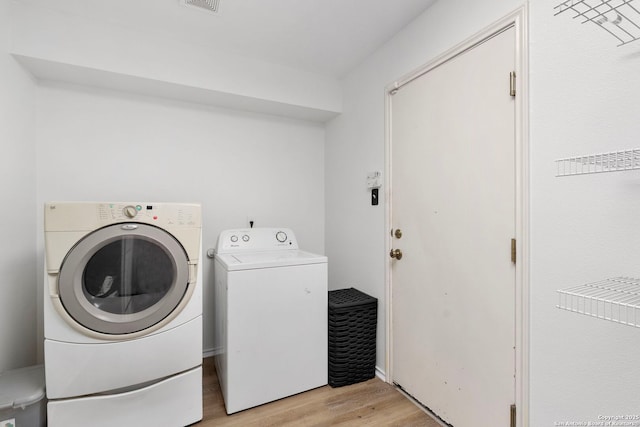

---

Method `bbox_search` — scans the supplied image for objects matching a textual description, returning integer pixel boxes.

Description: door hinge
[510,404,516,427]
[510,71,516,97]
[511,238,517,264]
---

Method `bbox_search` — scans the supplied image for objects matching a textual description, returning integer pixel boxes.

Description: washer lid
[216,249,327,271]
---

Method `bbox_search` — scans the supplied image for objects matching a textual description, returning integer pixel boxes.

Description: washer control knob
[123,205,137,218]
[242,235,250,242]
[275,231,287,243]
[230,235,238,243]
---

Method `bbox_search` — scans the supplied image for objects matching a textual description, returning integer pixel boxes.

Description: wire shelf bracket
[554,0,640,46]
[557,277,640,327]
[555,148,640,176]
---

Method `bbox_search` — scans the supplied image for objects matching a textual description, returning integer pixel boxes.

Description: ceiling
[18,0,437,78]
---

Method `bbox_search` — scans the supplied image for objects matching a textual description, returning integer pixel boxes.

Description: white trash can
[0,365,46,427]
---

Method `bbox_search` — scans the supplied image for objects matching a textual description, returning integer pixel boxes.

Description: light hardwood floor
[195,357,441,427]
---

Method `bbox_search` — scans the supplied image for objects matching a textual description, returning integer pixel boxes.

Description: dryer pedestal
[48,367,202,427]
[44,316,202,399]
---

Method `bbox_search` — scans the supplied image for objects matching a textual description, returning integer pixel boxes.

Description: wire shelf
[557,277,640,327]
[554,0,640,46]
[555,148,640,176]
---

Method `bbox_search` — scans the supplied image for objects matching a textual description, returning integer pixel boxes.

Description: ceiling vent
[180,0,220,14]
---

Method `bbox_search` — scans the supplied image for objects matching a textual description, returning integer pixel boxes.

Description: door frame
[384,5,530,426]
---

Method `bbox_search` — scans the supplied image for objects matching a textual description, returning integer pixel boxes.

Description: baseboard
[375,365,386,382]
[202,347,220,358]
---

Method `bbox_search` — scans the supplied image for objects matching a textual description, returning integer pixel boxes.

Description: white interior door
[390,26,516,426]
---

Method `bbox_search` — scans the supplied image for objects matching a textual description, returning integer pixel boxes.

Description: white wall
[0,0,38,372]
[529,0,640,424]
[35,82,326,353]
[10,1,342,121]
[326,0,640,424]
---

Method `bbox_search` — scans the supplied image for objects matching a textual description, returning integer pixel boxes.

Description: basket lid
[329,287,377,308]
[0,365,46,410]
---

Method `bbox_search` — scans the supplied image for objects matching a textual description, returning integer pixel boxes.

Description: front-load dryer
[43,202,203,427]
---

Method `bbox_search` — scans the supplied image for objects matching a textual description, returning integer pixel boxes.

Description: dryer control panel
[44,202,201,231]
[96,203,199,227]
[44,202,202,275]
[215,228,298,254]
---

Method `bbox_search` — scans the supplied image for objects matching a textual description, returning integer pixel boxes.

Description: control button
[123,205,137,218]
[230,235,238,243]
[242,235,250,242]
[275,231,287,243]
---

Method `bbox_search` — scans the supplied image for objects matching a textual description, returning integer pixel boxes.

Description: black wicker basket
[328,288,377,387]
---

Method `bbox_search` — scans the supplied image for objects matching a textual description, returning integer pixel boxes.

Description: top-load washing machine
[213,227,328,414]
[43,202,203,427]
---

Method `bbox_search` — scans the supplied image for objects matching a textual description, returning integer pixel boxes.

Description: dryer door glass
[58,223,191,335]
[83,237,174,314]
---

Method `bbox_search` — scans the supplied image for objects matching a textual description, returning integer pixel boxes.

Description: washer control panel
[215,228,298,254]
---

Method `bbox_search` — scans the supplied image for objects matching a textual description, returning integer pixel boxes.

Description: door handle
[390,249,403,260]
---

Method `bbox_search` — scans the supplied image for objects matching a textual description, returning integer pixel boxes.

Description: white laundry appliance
[43,202,203,427]
[213,228,328,414]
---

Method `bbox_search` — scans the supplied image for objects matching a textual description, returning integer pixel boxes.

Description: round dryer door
[57,223,190,335]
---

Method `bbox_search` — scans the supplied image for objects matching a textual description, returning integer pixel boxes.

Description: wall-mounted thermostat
[367,171,381,189]
[367,172,381,206]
